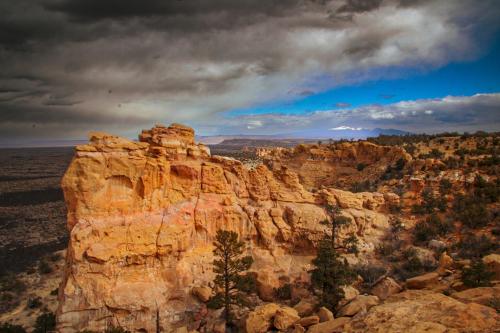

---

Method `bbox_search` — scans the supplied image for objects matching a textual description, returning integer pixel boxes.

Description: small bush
[0,323,26,333]
[356,163,366,171]
[344,233,359,255]
[49,253,62,262]
[455,234,497,259]
[453,195,490,229]
[33,312,56,333]
[395,247,436,280]
[274,284,292,300]
[355,264,387,286]
[38,260,52,275]
[27,297,42,309]
[0,275,26,294]
[104,327,130,333]
[488,297,500,313]
[413,214,453,243]
[412,189,447,214]
[462,260,495,287]
[439,179,452,194]
[236,272,257,294]
[376,243,395,257]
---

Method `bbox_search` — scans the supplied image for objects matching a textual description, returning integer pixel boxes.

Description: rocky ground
[1,127,499,332]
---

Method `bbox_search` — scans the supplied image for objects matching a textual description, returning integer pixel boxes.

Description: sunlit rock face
[257,141,411,190]
[57,123,393,333]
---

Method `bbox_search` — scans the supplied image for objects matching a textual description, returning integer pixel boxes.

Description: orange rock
[57,124,397,333]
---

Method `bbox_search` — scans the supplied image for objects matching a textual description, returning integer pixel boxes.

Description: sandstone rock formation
[57,124,395,333]
[257,141,411,190]
[343,290,499,333]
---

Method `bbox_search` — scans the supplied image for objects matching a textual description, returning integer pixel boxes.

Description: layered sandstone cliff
[257,141,411,190]
[57,124,394,332]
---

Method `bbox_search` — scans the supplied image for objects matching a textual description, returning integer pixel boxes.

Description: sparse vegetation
[462,260,495,287]
[453,195,490,229]
[0,323,26,333]
[439,179,452,194]
[356,163,366,171]
[413,214,453,243]
[355,264,386,287]
[454,234,497,259]
[33,312,56,333]
[274,283,292,300]
[394,247,436,280]
[38,260,52,275]
[104,326,131,333]
[344,233,359,255]
[412,188,447,214]
[27,296,42,309]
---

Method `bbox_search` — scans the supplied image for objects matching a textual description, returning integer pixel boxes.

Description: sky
[1,0,500,145]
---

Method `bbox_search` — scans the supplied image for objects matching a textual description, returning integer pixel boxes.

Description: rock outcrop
[257,141,411,190]
[57,124,396,332]
[343,290,499,333]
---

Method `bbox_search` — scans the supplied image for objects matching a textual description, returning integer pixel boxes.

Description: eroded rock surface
[343,290,499,333]
[57,124,396,332]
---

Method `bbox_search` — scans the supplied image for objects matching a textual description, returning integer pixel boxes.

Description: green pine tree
[311,238,356,311]
[209,230,253,324]
[462,260,495,287]
[321,204,351,248]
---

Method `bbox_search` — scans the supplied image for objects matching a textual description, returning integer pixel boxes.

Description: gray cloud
[0,0,499,142]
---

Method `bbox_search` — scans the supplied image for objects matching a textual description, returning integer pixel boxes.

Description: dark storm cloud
[45,0,303,21]
[0,0,499,142]
[337,0,383,13]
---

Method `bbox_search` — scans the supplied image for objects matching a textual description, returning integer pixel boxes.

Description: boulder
[436,252,453,276]
[294,299,317,317]
[413,247,437,267]
[451,286,500,306]
[370,277,402,301]
[317,307,334,322]
[428,239,447,251]
[212,320,226,333]
[292,324,306,333]
[483,254,500,280]
[337,295,379,317]
[306,317,351,333]
[338,286,359,307]
[297,316,320,327]
[273,307,300,331]
[406,272,439,289]
[343,290,499,333]
[173,327,188,333]
[191,286,211,303]
[245,303,280,333]
[256,270,280,301]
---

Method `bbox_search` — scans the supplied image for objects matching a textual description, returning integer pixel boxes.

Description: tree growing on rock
[321,204,351,248]
[311,238,356,312]
[209,230,254,325]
